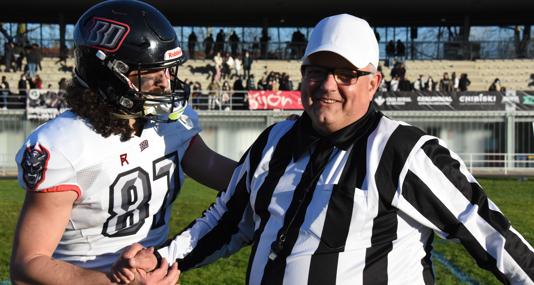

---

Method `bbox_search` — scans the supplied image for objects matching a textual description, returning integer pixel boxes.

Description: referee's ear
[367,66,382,100]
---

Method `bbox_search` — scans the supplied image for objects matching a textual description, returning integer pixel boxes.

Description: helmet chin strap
[110,112,143,120]
[110,106,186,122]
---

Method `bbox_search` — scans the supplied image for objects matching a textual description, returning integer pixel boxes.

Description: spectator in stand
[389,60,399,78]
[439,72,452,92]
[459,73,471,91]
[242,50,253,79]
[204,33,214,59]
[451,71,459,91]
[233,76,245,91]
[213,51,223,81]
[376,65,387,92]
[190,81,202,109]
[289,29,307,59]
[33,75,43,89]
[386,40,395,60]
[390,75,399,91]
[529,74,534,88]
[374,28,380,42]
[251,37,260,58]
[18,74,28,94]
[280,73,293,91]
[288,30,298,59]
[398,75,412,91]
[207,76,221,110]
[389,60,405,79]
[379,78,389,92]
[396,40,406,59]
[35,44,43,71]
[27,75,36,89]
[246,74,256,90]
[215,29,225,54]
[188,31,197,59]
[44,84,60,108]
[58,77,68,90]
[14,44,25,72]
[224,53,235,79]
[488,78,501,91]
[229,31,240,57]
[425,75,435,91]
[270,74,280,91]
[234,54,243,78]
[232,76,248,110]
[221,80,231,110]
[1,75,10,91]
[4,42,15,72]
[55,44,69,65]
[1,75,9,109]
[413,74,424,91]
[17,74,29,109]
[26,44,40,78]
[398,62,406,78]
[260,28,270,59]
[257,75,268,90]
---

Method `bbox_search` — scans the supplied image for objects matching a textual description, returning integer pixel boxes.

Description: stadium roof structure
[2,0,534,27]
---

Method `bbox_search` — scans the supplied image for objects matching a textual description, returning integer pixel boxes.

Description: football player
[10,1,235,284]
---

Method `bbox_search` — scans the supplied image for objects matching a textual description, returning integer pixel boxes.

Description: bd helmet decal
[86,17,130,53]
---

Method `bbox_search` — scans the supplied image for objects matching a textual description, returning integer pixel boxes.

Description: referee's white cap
[302,14,379,69]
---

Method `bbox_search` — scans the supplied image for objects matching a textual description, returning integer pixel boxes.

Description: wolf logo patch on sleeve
[21,144,50,190]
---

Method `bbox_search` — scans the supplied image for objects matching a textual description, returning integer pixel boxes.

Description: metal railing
[1,103,534,177]
[460,153,534,176]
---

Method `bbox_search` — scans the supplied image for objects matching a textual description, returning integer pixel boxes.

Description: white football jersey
[15,106,201,271]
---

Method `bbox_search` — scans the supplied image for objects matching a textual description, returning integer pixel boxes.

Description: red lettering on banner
[247,91,303,110]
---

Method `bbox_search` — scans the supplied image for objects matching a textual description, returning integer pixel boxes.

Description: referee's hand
[111,243,159,283]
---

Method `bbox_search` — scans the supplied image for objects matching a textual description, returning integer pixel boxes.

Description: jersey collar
[292,105,382,161]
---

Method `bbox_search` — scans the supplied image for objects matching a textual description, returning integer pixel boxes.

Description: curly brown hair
[65,82,142,142]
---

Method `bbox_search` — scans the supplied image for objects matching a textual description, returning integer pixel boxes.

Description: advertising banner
[247,90,303,110]
[373,90,534,111]
[26,89,68,120]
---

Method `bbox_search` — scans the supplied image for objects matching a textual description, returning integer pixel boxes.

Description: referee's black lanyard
[270,105,382,260]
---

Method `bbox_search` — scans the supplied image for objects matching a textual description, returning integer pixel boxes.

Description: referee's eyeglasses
[301,65,372,86]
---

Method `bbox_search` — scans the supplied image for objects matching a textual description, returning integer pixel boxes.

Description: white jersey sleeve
[16,115,81,197]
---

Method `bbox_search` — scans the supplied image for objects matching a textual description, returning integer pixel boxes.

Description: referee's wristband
[153,249,163,270]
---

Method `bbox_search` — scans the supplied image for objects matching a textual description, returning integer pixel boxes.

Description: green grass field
[0,178,532,284]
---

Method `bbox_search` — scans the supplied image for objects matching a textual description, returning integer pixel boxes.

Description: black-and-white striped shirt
[157,109,534,285]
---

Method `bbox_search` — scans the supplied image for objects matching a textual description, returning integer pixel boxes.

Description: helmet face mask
[73,0,189,122]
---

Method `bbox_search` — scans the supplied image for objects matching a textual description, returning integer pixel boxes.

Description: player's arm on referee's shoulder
[182,134,237,192]
[158,146,256,271]
[396,138,534,284]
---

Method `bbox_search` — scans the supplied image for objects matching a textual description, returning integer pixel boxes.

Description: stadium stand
[2,57,534,93]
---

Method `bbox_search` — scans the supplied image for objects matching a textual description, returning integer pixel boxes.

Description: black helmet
[73,0,189,122]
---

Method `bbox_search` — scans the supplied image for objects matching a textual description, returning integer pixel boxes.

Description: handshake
[111,243,180,285]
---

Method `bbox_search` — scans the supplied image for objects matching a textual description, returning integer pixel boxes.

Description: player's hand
[129,247,158,272]
[130,259,180,285]
[111,243,158,283]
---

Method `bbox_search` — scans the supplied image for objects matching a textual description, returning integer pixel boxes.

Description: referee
[117,14,534,284]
